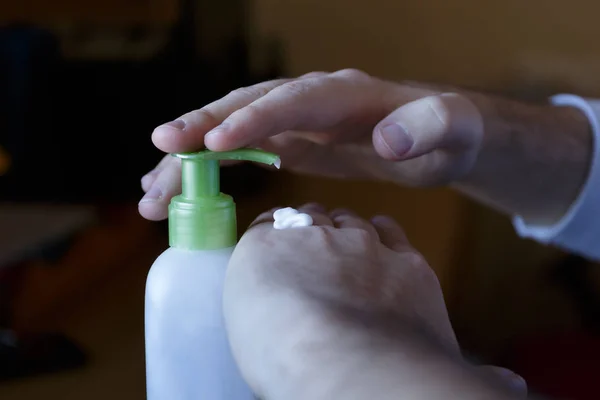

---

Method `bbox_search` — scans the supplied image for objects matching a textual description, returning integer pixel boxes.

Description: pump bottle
[144,149,280,400]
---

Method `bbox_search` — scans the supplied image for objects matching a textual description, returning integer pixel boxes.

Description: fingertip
[151,124,188,153]
[138,199,168,221]
[152,117,214,153]
[203,129,229,151]
[204,124,251,152]
[374,93,483,161]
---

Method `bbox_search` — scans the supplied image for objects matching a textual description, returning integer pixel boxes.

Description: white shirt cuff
[513,94,600,261]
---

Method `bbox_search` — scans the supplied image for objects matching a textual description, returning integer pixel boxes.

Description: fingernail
[139,186,163,203]
[163,119,186,130]
[378,123,413,157]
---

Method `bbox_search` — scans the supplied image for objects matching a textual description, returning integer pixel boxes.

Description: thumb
[372,93,484,161]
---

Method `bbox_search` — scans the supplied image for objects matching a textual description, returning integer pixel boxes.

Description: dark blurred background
[1,0,599,399]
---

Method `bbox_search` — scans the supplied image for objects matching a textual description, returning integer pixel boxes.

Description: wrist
[304,329,514,400]
[271,313,456,400]
[456,93,593,225]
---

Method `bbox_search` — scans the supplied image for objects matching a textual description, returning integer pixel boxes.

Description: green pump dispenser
[168,149,280,250]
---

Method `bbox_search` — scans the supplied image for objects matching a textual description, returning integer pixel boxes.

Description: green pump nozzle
[168,149,280,250]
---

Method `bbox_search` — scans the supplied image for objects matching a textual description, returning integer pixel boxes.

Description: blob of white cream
[273,207,313,230]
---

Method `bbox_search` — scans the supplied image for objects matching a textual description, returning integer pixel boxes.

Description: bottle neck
[168,193,237,250]
[181,159,220,198]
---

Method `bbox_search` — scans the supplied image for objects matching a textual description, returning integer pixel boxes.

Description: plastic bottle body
[145,246,254,400]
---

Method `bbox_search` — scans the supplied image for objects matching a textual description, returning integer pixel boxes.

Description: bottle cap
[169,149,280,250]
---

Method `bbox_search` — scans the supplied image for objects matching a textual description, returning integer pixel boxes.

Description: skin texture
[224,204,528,400]
[137,70,587,398]
[453,91,592,225]
[138,70,592,228]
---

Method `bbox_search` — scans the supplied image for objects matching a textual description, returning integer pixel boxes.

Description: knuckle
[405,251,428,270]
[299,71,329,79]
[310,225,336,247]
[229,84,272,99]
[192,108,220,125]
[277,80,314,97]
[232,103,264,123]
[424,95,453,133]
[303,226,348,259]
[332,68,370,81]
[407,252,441,287]
[350,228,377,252]
[425,99,449,123]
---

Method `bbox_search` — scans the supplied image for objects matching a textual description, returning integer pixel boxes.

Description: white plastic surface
[145,247,254,400]
[273,207,313,229]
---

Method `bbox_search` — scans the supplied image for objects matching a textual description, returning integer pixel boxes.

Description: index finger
[204,69,389,151]
[151,78,291,154]
[151,72,328,154]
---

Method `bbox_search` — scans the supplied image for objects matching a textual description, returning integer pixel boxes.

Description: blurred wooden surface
[12,206,158,332]
[0,220,160,400]
[251,0,600,95]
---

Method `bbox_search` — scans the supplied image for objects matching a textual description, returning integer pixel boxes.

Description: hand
[223,204,526,400]
[139,70,484,221]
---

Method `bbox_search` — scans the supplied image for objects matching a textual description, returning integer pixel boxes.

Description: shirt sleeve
[513,94,600,261]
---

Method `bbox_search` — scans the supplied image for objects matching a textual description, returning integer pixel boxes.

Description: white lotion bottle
[145,149,280,400]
